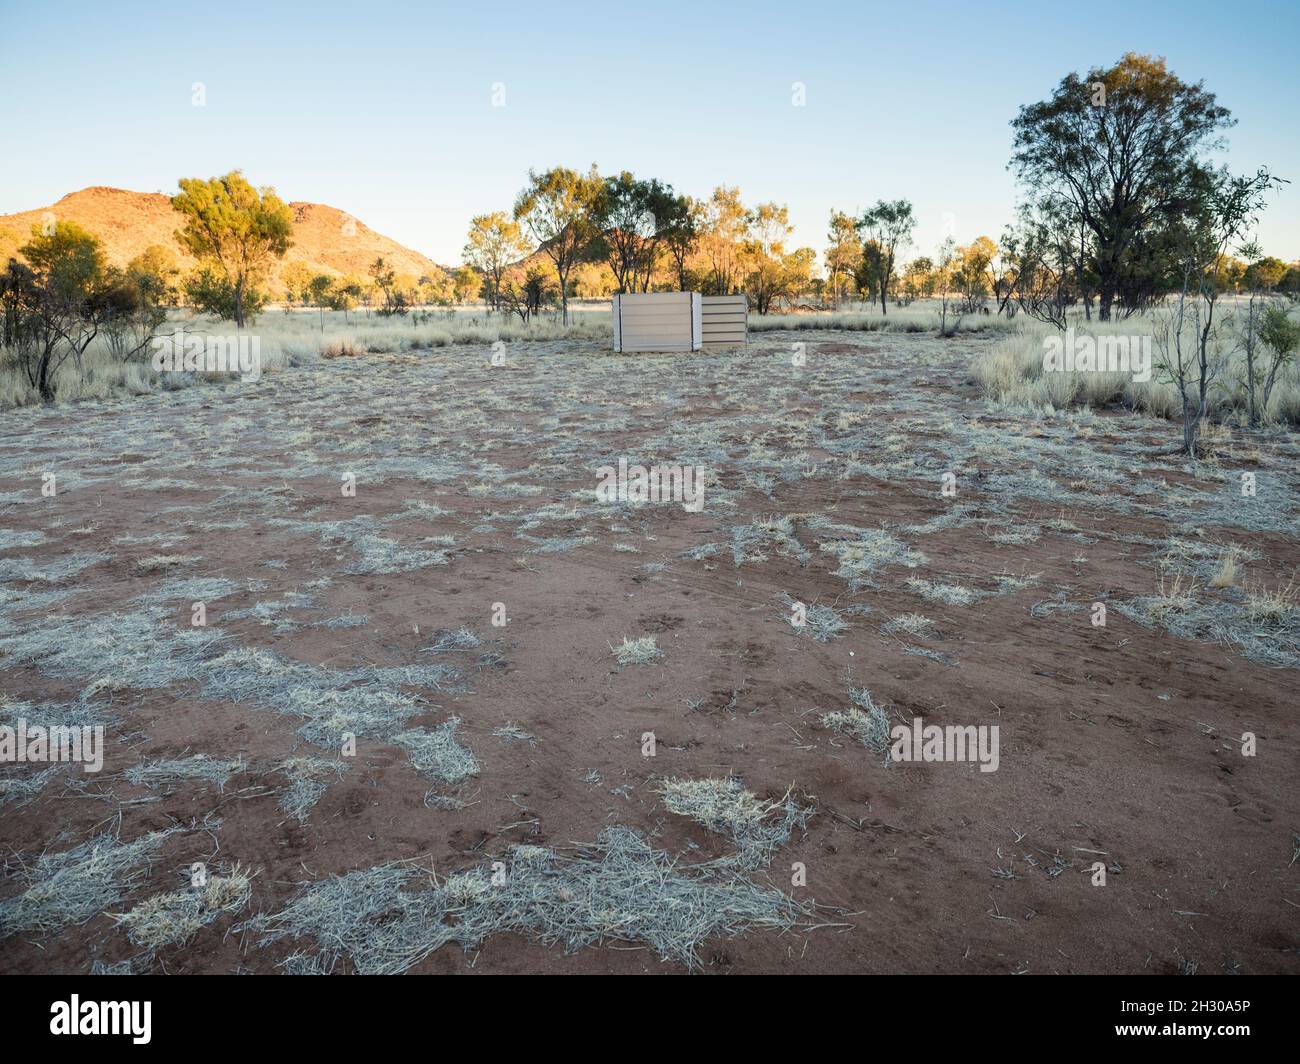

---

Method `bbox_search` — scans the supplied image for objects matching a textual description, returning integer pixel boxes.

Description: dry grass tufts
[277,757,349,821]
[659,777,813,868]
[1144,572,1200,623]
[112,865,253,948]
[777,593,848,642]
[392,717,479,784]
[1245,574,1298,625]
[1209,550,1241,589]
[731,516,810,566]
[491,723,537,744]
[124,754,244,791]
[320,338,363,359]
[815,527,925,590]
[882,613,936,637]
[611,635,663,666]
[822,688,893,754]
[0,827,182,938]
[0,766,61,807]
[1116,569,1300,670]
[133,554,199,574]
[905,577,985,607]
[243,826,810,974]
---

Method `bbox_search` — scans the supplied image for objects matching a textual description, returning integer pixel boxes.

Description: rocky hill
[0,185,449,284]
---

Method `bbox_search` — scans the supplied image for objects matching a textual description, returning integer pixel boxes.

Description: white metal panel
[612,292,700,352]
[618,320,689,332]
[701,294,748,347]
[618,309,694,322]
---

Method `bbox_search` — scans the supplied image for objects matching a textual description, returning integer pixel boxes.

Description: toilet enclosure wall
[612,292,702,352]
[700,294,748,348]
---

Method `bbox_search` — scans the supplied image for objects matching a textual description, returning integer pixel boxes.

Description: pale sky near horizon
[2,0,1297,266]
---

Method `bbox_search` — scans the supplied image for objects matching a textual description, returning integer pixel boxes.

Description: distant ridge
[0,185,451,283]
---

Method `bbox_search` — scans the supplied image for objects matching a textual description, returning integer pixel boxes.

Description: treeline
[462,53,1295,326]
[280,259,480,325]
[462,172,991,322]
[463,168,1296,329]
[462,169,822,323]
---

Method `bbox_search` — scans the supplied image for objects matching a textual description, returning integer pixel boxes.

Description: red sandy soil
[1,329,1296,974]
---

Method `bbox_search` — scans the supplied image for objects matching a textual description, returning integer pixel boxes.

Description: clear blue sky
[2,0,1296,265]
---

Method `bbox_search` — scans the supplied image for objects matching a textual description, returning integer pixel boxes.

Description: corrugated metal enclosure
[612,292,702,352]
[701,294,748,348]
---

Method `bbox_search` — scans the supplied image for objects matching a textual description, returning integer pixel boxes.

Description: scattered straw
[611,635,662,666]
[822,688,893,754]
[659,777,812,868]
[393,717,479,783]
[244,827,810,974]
[111,865,253,948]
[492,724,537,744]
[778,593,847,642]
[124,755,244,791]
[0,827,182,938]
[277,757,349,821]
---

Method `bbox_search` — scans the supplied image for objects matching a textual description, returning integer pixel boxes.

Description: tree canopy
[172,170,293,327]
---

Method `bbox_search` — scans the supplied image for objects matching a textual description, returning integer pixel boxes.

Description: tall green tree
[171,171,293,327]
[369,256,405,315]
[660,195,699,291]
[463,212,529,311]
[1244,256,1288,292]
[513,165,603,324]
[825,211,862,306]
[8,222,112,402]
[307,274,336,330]
[1011,53,1234,321]
[743,202,797,314]
[857,200,914,315]
[699,186,748,295]
[591,173,680,293]
[452,266,482,304]
[281,261,314,307]
[125,245,180,307]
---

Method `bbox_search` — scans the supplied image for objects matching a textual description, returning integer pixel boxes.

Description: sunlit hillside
[0,185,449,286]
